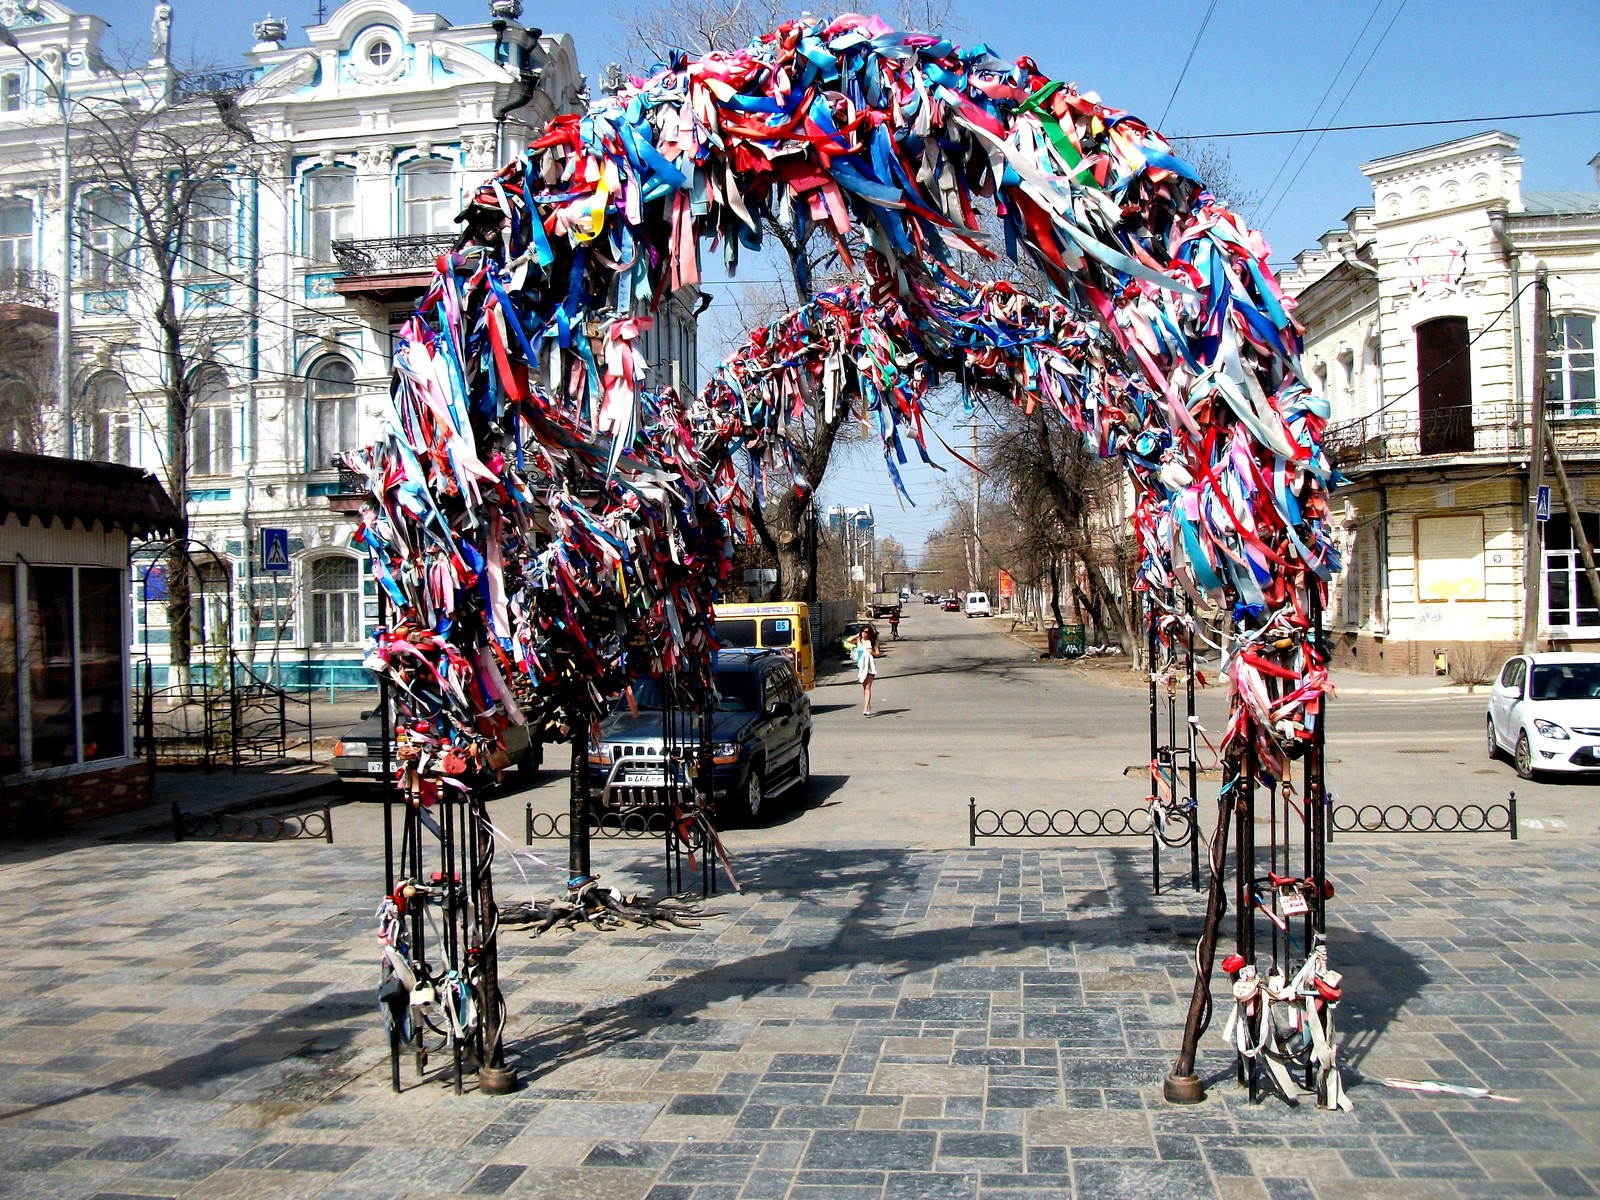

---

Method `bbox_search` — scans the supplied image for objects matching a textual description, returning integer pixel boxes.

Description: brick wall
[1,762,151,838]
[1332,632,1600,677]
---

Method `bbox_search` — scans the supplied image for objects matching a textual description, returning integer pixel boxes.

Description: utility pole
[969,412,980,591]
[1523,265,1550,652]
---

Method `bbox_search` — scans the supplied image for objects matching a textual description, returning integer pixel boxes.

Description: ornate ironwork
[331,234,461,277]
[526,804,672,841]
[0,267,58,308]
[1327,793,1516,840]
[174,67,256,98]
[968,797,1195,847]
[172,802,333,842]
[1325,402,1600,469]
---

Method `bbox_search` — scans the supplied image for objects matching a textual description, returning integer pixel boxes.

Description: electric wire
[1156,0,1220,130]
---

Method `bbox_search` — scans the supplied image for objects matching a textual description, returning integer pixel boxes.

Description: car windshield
[1529,663,1600,701]
[630,669,759,713]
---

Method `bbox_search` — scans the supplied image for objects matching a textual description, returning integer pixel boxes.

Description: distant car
[941,596,961,612]
[964,591,992,618]
[332,712,542,791]
[1487,652,1600,779]
[590,648,811,825]
[923,593,938,605]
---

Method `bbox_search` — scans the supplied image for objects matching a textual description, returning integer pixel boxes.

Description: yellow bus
[711,602,815,689]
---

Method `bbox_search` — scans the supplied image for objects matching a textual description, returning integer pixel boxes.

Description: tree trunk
[1048,557,1064,628]
[157,284,194,690]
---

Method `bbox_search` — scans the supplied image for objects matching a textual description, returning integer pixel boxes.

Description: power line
[1258,0,1411,229]
[1186,106,1600,142]
[1157,0,1220,129]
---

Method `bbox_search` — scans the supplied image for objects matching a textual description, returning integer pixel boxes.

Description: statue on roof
[150,0,171,65]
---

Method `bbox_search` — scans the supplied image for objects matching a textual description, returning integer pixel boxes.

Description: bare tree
[70,68,261,684]
[1167,137,1257,219]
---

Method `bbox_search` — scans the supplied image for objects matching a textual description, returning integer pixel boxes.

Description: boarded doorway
[1416,316,1473,455]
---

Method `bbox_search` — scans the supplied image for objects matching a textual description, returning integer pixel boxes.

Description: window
[366,37,393,68]
[81,189,134,286]
[1498,658,1523,689]
[185,180,233,275]
[27,565,74,769]
[0,380,37,451]
[1416,316,1473,454]
[0,200,32,276]
[1414,513,1484,602]
[400,160,455,237]
[86,373,132,465]
[0,564,16,776]
[1544,511,1600,630]
[1546,314,1596,420]
[308,356,357,466]
[1,73,21,112]
[309,556,360,644]
[193,560,231,651]
[712,618,757,647]
[304,168,354,262]
[188,368,232,476]
[78,568,125,762]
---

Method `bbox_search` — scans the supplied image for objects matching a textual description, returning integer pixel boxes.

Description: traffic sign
[261,527,290,572]
[1536,485,1552,523]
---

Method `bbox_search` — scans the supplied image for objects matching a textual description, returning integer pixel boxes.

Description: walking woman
[847,623,880,716]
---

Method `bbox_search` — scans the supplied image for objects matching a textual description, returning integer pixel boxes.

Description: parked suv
[590,649,812,825]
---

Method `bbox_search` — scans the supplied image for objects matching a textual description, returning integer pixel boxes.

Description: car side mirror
[768,700,793,719]
[1511,686,1523,700]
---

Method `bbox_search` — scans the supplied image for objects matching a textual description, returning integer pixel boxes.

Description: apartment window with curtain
[304,168,354,262]
[1546,314,1596,420]
[309,555,360,644]
[0,199,33,277]
[186,179,233,275]
[81,189,134,286]
[309,356,357,467]
[188,367,232,477]
[400,160,455,236]
[86,373,132,465]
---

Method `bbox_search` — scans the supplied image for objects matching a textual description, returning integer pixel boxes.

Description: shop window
[309,356,357,467]
[1546,314,1596,420]
[0,564,16,775]
[78,568,125,762]
[309,555,360,644]
[1544,511,1600,629]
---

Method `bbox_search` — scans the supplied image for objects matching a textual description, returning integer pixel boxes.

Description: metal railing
[1325,401,1600,468]
[174,67,256,99]
[1326,793,1516,840]
[330,233,461,276]
[172,801,333,842]
[0,267,58,308]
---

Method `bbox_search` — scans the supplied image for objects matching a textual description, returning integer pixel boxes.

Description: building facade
[1282,133,1600,675]
[0,0,701,688]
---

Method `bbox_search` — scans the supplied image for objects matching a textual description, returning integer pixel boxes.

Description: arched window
[400,160,455,237]
[193,558,232,650]
[188,367,232,477]
[85,373,131,464]
[1546,314,1596,420]
[308,356,357,467]
[186,180,233,275]
[0,200,33,278]
[81,189,134,286]
[304,168,355,262]
[309,555,360,644]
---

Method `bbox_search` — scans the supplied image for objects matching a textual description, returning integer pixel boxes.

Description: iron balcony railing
[330,234,461,277]
[173,67,257,99]
[0,267,59,308]
[1324,401,1600,468]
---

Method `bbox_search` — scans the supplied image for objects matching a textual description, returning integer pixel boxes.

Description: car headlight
[712,741,740,764]
[336,741,367,757]
[1533,719,1570,740]
[588,747,613,766]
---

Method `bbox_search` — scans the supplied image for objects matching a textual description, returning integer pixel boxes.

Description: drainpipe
[243,165,261,665]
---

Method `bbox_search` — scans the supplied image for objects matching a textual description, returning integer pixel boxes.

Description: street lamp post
[0,28,73,457]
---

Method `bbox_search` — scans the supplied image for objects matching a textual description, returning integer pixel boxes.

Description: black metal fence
[331,234,462,276]
[1327,793,1516,840]
[967,797,1197,894]
[526,804,672,842]
[172,802,333,843]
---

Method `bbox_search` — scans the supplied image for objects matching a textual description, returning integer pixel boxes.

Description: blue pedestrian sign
[1536,485,1552,523]
[261,527,290,572]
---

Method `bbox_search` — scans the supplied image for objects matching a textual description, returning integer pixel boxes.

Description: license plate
[623,772,667,787]
[366,761,386,773]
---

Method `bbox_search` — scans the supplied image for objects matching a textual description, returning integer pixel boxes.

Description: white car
[964,591,992,618]
[1487,652,1600,779]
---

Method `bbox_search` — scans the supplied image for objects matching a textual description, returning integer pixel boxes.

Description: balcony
[1324,401,1600,471]
[173,67,256,100]
[0,268,58,321]
[328,234,459,301]
[313,462,370,514]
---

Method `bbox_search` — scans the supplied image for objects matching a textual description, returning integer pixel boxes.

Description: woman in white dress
[846,624,880,716]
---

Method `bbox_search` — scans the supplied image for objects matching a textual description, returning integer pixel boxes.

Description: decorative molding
[461,132,497,170]
[354,143,393,175]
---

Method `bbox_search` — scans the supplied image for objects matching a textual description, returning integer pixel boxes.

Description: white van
[964,591,992,618]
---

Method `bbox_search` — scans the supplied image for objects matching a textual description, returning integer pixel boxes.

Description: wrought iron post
[569,719,592,884]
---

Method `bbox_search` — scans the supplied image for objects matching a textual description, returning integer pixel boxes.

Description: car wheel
[1515,730,1536,780]
[794,742,810,797]
[742,764,765,824]
[1486,716,1499,761]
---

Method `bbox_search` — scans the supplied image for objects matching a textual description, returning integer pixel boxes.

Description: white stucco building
[1282,132,1600,674]
[0,0,701,688]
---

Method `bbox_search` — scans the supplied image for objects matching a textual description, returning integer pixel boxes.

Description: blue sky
[93,0,1600,550]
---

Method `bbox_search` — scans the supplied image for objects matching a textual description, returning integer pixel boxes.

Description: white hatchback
[964,591,992,617]
[1487,652,1600,778]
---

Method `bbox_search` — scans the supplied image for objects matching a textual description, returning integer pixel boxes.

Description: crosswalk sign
[1536,485,1552,523]
[261,527,290,572]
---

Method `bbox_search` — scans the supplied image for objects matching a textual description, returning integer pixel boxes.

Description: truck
[870,590,902,618]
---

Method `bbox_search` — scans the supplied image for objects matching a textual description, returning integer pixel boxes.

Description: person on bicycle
[888,608,901,640]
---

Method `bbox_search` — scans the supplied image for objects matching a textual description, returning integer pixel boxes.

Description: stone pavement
[1,828,1598,1199]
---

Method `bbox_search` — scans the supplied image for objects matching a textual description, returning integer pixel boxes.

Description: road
[489,606,1595,856]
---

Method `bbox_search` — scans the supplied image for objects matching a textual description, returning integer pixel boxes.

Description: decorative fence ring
[1485,803,1509,829]
[1328,799,1512,838]
[1435,805,1461,831]
[999,809,1028,835]
[1026,810,1052,835]
[1381,805,1410,832]
[969,804,1176,840]
[1461,804,1487,829]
